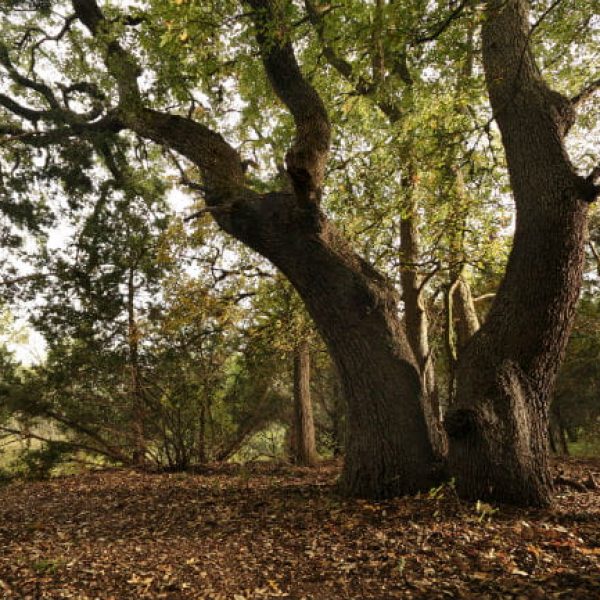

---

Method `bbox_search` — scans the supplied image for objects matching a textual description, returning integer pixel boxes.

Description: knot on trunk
[444,408,478,439]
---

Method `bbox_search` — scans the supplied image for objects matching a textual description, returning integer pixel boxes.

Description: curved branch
[0,38,111,127]
[0,41,61,111]
[247,0,331,204]
[0,92,48,122]
[71,0,246,196]
[0,113,124,148]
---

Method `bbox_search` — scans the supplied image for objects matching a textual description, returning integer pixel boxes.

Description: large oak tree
[0,0,598,504]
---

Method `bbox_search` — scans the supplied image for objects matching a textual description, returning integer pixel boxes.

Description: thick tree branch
[482,0,582,187]
[448,1,592,475]
[0,113,124,148]
[71,0,246,196]
[0,93,48,122]
[184,206,233,222]
[247,0,331,204]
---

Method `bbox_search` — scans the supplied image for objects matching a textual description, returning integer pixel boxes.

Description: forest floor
[0,458,598,600]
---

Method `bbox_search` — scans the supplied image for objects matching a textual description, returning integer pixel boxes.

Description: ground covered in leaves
[0,458,598,599]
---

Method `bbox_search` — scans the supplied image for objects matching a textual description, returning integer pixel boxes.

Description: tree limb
[247,0,331,204]
[412,0,471,45]
[0,113,124,148]
[0,41,61,112]
[184,206,233,222]
[71,0,246,196]
[0,92,48,122]
[303,0,403,121]
[304,0,356,82]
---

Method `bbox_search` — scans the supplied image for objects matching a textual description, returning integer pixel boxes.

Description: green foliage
[17,441,72,480]
[552,293,600,454]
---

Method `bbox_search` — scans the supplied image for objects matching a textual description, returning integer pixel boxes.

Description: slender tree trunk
[198,399,207,465]
[127,264,146,466]
[551,405,570,456]
[444,271,480,408]
[400,200,445,457]
[452,276,480,353]
[292,340,318,466]
[446,0,595,506]
[441,31,480,409]
[559,424,570,457]
[307,0,444,460]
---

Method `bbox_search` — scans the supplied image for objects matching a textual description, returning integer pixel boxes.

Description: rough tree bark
[68,0,442,498]
[291,340,318,466]
[445,0,599,506]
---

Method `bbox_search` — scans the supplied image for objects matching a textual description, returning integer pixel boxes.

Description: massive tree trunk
[446,0,597,506]
[306,0,444,455]
[214,0,441,496]
[220,191,441,496]
[65,0,597,504]
[291,340,318,466]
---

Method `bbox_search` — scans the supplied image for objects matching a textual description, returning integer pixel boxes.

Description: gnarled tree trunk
[69,0,442,498]
[66,0,598,505]
[221,191,441,496]
[446,0,597,506]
